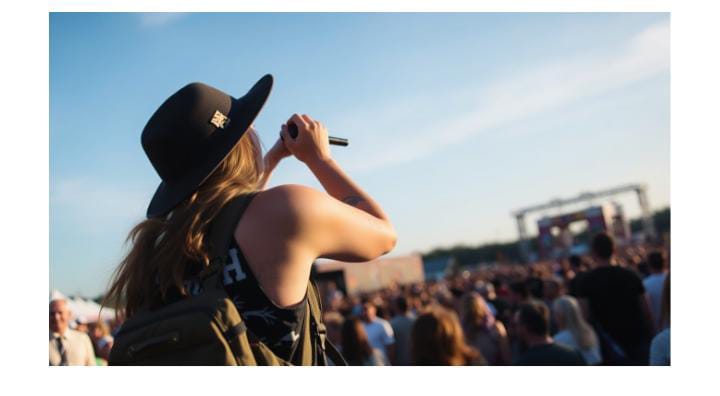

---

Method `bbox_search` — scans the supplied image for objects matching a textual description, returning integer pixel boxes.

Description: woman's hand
[264,135,291,167]
[280,114,332,166]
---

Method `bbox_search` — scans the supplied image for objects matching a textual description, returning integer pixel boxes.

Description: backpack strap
[199,192,258,290]
[307,279,348,366]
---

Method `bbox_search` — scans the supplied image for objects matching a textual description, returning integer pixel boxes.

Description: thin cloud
[138,12,189,28]
[341,20,670,173]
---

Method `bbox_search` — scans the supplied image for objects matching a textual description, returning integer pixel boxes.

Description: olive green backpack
[109,194,346,366]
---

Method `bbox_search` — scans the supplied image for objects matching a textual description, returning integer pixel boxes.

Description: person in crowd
[552,296,602,365]
[345,295,363,317]
[513,301,586,366]
[411,307,486,366]
[650,274,670,365]
[474,281,498,315]
[108,315,125,338]
[74,317,89,334]
[543,277,563,305]
[361,300,395,364]
[543,276,563,334]
[88,320,114,364]
[49,298,96,366]
[636,260,651,279]
[341,317,386,366]
[323,281,345,312]
[459,292,511,365]
[643,251,668,328]
[389,295,416,365]
[323,311,345,351]
[526,276,544,300]
[508,281,531,307]
[577,233,655,365]
[506,280,532,356]
[483,280,513,328]
[375,301,391,321]
[567,254,588,297]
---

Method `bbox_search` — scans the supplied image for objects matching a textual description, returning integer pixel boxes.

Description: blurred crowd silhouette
[50,232,669,366]
[318,232,670,366]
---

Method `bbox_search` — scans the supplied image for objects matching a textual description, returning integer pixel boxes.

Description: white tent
[50,290,115,323]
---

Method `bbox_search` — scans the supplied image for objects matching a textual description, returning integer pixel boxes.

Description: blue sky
[50,12,670,297]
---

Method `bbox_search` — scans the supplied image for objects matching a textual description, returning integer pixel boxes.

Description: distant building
[313,255,424,296]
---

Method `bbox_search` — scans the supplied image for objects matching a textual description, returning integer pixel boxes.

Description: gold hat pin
[209,110,231,129]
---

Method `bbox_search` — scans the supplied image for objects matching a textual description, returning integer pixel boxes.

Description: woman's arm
[280,114,390,221]
[235,116,395,307]
[305,157,390,221]
[258,137,290,190]
[279,114,396,261]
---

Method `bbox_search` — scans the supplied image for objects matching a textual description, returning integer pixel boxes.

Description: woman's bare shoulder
[235,186,311,245]
[253,184,327,216]
[260,184,317,199]
[260,184,325,199]
[238,185,327,234]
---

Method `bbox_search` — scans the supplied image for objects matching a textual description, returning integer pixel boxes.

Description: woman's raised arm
[279,114,396,261]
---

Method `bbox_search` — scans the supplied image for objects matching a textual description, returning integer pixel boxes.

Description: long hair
[459,292,495,331]
[341,316,374,366]
[553,295,598,350]
[103,129,264,319]
[411,307,483,366]
[91,320,110,338]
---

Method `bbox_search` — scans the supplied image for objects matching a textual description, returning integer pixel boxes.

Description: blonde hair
[459,292,494,329]
[553,296,598,350]
[92,320,110,338]
[103,129,264,319]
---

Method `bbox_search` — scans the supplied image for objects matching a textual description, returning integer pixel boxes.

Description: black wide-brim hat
[141,74,273,218]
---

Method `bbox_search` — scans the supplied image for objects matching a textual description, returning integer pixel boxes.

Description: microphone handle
[287,122,349,147]
[329,136,349,146]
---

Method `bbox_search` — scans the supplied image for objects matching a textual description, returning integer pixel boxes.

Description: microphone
[287,122,349,147]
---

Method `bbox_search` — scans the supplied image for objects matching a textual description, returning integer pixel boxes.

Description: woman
[411,306,486,366]
[88,320,114,364]
[341,317,386,366]
[459,292,512,365]
[552,296,602,365]
[104,75,396,364]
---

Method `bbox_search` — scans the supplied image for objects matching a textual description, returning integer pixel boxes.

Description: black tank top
[178,242,308,361]
[164,202,308,361]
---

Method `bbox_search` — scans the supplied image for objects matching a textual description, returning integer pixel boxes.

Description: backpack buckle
[317,323,327,350]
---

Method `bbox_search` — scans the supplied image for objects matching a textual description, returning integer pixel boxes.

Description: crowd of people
[49,298,122,366]
[49,231,669,366]
[318,232,671,366]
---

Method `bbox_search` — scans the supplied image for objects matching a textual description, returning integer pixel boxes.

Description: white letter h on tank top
[223,248,247,285]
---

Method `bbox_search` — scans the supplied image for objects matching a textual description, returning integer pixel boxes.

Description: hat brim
[145,74,273,218]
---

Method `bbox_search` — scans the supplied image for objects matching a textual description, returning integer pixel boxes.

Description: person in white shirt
[361,301,395,364]
[643,251,668,329]
[552,296,602,365]
[49,299,96,366]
